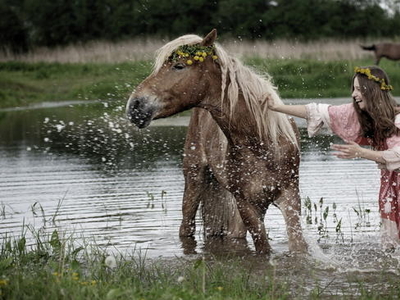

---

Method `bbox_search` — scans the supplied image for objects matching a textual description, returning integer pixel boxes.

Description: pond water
[1,100,399,295]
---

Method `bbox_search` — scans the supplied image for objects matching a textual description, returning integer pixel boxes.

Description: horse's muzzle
[126,96,155,128]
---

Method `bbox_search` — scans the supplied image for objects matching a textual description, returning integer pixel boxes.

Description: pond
[0,100,384,253]
[1,99,400,295]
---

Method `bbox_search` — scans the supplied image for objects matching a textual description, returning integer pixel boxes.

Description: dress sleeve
[327,103,362,142]
[305,103,332,137]
[381,114,400,171]
[305,102,363,143]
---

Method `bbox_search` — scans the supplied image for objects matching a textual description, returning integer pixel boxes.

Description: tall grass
[1,37,399,109]
[0,37,393,63]
[2,221,400,299]
[0,226,291,300]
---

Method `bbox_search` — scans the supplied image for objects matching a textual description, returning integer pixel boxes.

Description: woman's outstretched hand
[331,141,363,159]
[265,94,277,111]
[265,94,307,118]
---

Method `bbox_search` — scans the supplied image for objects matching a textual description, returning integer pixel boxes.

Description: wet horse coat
[361,43,400,65]
[126,29,307,254]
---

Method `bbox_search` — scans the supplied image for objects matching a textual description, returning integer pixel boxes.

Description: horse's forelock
[152,34,203,74]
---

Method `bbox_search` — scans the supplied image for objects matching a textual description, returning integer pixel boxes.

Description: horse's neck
[200,94,268,149]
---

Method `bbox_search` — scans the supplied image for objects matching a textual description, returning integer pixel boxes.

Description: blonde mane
[153,34,298,147]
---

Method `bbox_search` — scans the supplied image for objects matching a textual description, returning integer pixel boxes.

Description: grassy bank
[0,229,288,300]
[1,228,400,299]
[1,59,399,110]
[0,61,152,109]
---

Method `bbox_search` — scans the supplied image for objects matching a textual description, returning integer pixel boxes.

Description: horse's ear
[200,29,217,46]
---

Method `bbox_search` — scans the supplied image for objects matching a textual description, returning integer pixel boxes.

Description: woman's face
[352,77,366,110]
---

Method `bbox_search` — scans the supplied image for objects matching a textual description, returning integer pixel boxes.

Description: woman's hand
[265,94,278,111]
[331,141,363,159]
[264,95,307,118]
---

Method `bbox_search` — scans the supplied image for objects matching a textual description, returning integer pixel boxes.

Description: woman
[267,66,399,249]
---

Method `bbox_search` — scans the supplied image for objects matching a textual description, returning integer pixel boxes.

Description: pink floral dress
[306,102,400,247]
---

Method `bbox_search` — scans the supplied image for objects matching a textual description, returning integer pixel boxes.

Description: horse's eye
[172,63,186,70]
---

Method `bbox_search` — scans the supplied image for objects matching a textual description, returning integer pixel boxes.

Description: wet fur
[126,29,307,254]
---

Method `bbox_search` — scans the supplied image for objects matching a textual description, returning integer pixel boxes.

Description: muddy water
[1,100,399,295]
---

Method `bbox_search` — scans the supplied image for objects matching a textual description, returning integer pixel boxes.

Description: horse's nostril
[132,99,140,109]
[126,96,154,128]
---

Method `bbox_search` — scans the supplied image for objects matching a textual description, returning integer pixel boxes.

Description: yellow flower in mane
[169,44,218,65]
[354,67,393,91]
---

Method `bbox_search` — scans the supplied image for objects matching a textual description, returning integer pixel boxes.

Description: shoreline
[3,97,400,129]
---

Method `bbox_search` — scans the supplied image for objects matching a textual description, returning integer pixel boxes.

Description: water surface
[2,100,400,296]
[0,100,383,256]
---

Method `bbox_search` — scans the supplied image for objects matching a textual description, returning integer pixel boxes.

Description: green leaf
[0,258,13,270]
[193,258,204,269]
[17,237,26,253]
[50,230,61,250]
[323,207,329,220]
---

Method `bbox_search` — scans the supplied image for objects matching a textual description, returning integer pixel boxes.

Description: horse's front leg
[179,173,204,237]
[275,184,308,253]
[235,197,271,254]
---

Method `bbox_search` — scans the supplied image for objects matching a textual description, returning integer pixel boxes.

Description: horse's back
[377,43,400,60]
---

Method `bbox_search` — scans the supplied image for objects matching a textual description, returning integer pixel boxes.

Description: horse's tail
[360,44,376,51]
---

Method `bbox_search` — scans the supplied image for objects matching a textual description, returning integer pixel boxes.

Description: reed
[303,196,376,245]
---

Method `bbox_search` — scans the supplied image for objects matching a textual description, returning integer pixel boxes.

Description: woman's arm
[331,141,385,163]
[266,96,308,119]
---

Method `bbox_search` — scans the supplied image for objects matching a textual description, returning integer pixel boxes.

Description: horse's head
[126,29,221,128]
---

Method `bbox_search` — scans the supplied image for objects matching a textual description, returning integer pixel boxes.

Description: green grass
[247,58,400,99]
[1,59,399,109]
[0,228,289,300]
[2,226,400,299]
[0,61,152,109]
[1,200,400,299]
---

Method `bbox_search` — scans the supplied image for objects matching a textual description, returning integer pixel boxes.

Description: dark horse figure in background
[361,43,400,65]
[126,29,307,254]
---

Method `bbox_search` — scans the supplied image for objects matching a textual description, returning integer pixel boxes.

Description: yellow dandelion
[186,60,193,65]
[201,52,207,57]
[196,51,202,56]
[217,286,223,291]
[212,55,218,60]
[198,57,204,62]
[0,280,8,286]
[194,56,200,61]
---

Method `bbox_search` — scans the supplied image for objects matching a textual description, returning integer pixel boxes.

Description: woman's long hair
[352,66,398,149]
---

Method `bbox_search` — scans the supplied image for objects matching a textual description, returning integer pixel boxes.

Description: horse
[126,29,308,254]
[361,43,400,65]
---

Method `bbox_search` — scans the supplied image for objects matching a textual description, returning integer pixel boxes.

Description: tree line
[1,0,400,53]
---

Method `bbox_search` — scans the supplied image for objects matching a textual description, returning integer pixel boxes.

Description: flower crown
[354,67,393,91]
[169,44,218,65]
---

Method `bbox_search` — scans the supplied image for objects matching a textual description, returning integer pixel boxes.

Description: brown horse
[126,29,307,254]
[361,43,400,65]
